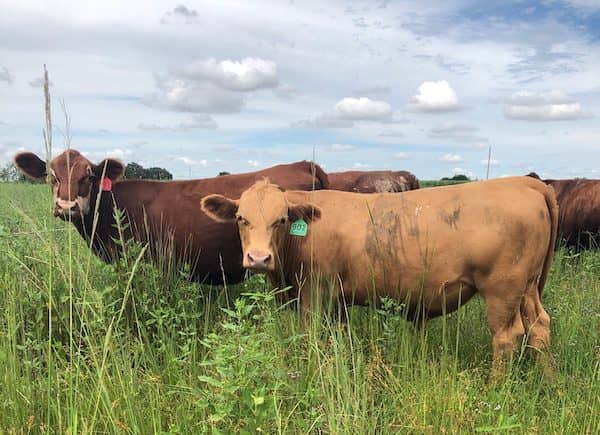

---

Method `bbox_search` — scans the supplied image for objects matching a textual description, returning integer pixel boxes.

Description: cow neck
[271,231,310,289]
[73,181,118,259]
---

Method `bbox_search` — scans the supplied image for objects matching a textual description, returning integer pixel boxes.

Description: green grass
[0,182,599,434]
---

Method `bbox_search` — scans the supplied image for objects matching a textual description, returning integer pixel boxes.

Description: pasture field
[0,182,599,434]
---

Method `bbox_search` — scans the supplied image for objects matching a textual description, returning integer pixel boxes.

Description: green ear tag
[289,218,308,237]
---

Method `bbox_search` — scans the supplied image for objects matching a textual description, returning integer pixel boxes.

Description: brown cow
[14,149,329,284]
[201,177,558,373]
[328,170,420,193]
[527,172,600,250]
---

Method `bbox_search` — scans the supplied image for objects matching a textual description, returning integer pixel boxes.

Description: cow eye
[236,216,250,226]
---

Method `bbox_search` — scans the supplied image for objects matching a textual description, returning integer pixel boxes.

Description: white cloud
[145,76,244,113]
[330,143,357,152]
[161,5,199,24]
[393,152,409,159]
[408,80,460,112]
[139,115,218,131]
[504,91,592,121]
[292,113,354,129]
[353,162,370,169]
[178,57,278,92]
[334,97,392,120]
[439,153,463,162]
[146,57,278,114]
[176,156,208,166]
[0,67,13,84]
[247,159,260,167]
[480,158,500,166]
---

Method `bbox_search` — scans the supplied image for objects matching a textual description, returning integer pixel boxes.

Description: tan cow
[201,177,558,374]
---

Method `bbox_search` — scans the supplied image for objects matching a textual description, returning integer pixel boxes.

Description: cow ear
[289,202,321,223]
[201,194,239,222]
[94,159,124,180]
[13,152,47,181]
[527,172,541,180]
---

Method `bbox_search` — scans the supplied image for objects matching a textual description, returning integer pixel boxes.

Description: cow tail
[538,183,559,296]
[311,162,329,190]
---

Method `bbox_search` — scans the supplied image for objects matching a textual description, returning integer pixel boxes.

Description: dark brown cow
[14,149,329,284]
[201,177,558,374]
[527,172,600,250]
[328,170,419,193]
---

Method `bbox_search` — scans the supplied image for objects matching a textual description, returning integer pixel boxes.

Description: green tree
[0,163,26,182]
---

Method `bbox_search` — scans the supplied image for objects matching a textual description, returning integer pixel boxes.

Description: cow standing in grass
[328,170,420,193]
[201,177,558,374]
[14,149,329,284]
[528,172,600,250]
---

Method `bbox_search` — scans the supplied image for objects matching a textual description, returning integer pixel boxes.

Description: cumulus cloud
[145,75,244,113]
[161,4,199,24]
[178,57,278,92]
[439,153,463,162]
[393,152,409,159]
[176,156,208,166]
[29,76,53,87]
[247,159,260,167]
[0,67,13,84]
[353,162,370,169]
[138,115,218,131]
[295,96,394,129]
[504,90,592,121]
[146,57,278,114]
[334,97,392,120]
[428,122,486,143]
[330,143,357,152]
[407,80,460,112]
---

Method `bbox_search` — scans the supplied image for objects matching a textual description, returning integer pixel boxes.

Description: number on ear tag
[289,219,308,237]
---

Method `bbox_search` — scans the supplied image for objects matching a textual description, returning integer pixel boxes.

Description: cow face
[201,180,321,272]
[14,150,124,220]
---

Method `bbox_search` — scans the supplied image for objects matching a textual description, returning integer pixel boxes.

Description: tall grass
[1,182,599,433]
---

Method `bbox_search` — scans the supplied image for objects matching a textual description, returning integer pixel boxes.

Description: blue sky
[1,0,599,179]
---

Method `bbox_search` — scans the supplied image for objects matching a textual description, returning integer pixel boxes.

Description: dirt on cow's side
[0,182,599,434]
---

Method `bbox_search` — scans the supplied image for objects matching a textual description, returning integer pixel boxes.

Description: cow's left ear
[289,202,322,223]
[94,159,124,180]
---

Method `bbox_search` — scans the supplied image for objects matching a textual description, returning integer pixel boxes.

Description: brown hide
[14,149,328,284]
[527,173,600,250]
[202,177,557,370]
[328,170,420,193]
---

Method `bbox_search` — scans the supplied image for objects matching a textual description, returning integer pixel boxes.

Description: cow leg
[482,293,526,378]
[520,280,554,375]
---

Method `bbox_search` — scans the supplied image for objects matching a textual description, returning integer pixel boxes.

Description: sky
[1,0,599,180]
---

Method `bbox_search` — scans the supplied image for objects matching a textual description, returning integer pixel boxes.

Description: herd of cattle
[12,149,600,374]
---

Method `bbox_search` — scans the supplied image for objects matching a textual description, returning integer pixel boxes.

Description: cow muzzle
[54,199,82,219]
[244,251,274,271]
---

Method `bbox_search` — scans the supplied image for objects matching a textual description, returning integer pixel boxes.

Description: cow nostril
[247,252,255,263]
[264,254,272,264]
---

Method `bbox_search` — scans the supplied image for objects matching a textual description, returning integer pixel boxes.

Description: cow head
[14,149,124,220]
[201,179,321,272]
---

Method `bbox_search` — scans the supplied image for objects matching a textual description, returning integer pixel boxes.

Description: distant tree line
[0,163,26,182]
[441,174,470,181]
[124,162,173,180]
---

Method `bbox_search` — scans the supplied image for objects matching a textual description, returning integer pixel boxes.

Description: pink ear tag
[101,177,112,191]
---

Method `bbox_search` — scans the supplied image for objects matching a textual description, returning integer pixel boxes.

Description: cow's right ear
[13,152,47,181]
[201,194,239,222]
